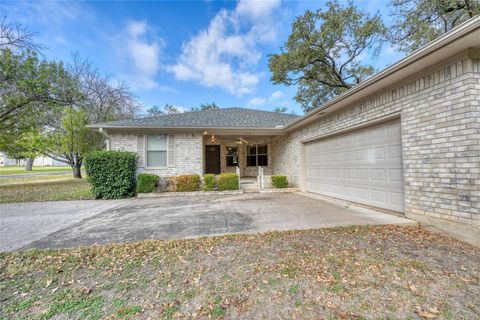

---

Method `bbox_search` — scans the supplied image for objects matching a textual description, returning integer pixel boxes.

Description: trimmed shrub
[271,175,288,188]
[136,173,159,193]
[176,174,201,192]
[217,173,239,191]
[203,174,216,191]
[158,176,176,192]
[84,151,137,199]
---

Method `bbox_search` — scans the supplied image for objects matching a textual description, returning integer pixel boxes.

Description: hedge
[203,174,216,191]
[217,173,239,191]
[271,175,288,188]
[177,174,201,192]
[158,176,176,192]
[84,151,137,199]
[136,173,159,193]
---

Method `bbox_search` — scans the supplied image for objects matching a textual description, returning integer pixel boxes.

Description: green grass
[40,289,104,320]
[0,178,92,203]
[0,166,74,175]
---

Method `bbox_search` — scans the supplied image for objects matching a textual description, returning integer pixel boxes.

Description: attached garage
[304,119,404,212]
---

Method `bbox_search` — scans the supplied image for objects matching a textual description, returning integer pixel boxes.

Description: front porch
[202,134,274,177]
[201,133,286,191]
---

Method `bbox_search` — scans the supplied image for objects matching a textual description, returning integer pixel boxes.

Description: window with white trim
[247,143,268,166]
[147,135,167,167]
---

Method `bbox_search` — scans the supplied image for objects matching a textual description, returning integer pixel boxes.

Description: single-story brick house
[89,17,480,245]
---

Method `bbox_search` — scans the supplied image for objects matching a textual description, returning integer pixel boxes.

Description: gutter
[282,16,480,131]
[86,125,287,131]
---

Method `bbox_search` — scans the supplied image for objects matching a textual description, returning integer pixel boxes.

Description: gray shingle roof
[89,107,300,129]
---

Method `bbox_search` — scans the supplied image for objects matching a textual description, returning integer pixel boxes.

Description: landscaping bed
[1,225,478,319]
[260,188,300,193]
[137,189,243,198]
[137,173,240,196]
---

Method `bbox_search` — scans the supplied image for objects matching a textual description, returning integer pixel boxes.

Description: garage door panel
[305,120,404,212]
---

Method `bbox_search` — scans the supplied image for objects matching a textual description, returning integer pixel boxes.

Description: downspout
[99,127,110,151]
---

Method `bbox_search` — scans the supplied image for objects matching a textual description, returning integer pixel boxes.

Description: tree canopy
[191,102,219,112]
[0,18,140,175]
[268,0,385,113]
[0,49,66,138]
[389,0,480,52]
[273,107,288,113]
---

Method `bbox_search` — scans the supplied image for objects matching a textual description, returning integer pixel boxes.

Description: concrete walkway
[0,193,415,251]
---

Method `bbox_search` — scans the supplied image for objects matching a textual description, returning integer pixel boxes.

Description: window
[226,146,238,166]
[257,144,268,166]
[247,144,268,166]
[147,135,167,167]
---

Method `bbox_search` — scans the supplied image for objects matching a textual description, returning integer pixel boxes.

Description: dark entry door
[205,145,220,174]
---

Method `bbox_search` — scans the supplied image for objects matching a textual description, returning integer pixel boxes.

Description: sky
[1,0,405,115]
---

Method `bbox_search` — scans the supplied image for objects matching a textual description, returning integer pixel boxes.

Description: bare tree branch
[0,17,41,52]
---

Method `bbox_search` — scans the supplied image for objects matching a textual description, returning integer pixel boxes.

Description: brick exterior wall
[108,132,203,176]
[272,53,480,229]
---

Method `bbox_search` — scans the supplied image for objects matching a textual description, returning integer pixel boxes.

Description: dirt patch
[1,225,479,319]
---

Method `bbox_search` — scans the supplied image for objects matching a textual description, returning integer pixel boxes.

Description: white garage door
[305,120,404,212]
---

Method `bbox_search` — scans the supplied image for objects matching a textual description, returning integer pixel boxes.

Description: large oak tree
[268,1,385,113]
[389,0,480,53]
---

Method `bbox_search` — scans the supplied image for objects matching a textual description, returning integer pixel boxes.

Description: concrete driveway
[0,193,415,251]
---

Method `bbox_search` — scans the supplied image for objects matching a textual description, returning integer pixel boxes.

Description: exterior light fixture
[236,137,249,145]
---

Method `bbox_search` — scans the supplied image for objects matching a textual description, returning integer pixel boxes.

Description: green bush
[203,174,216,191]
[136,173,159,193]
[217,173,239,191]
[84,151,137,199]
[176,174,201,192]
[271,175,288,188]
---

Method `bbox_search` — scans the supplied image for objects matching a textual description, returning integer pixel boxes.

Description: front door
[205,145,220,174]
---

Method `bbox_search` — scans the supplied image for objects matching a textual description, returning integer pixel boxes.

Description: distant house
[88,18,480,245]
[0,152,21,166]
[0,152,64,167]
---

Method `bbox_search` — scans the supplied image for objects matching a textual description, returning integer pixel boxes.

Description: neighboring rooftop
[88,107,300,129]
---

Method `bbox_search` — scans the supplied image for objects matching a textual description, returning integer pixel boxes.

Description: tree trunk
[25,157,34,171]
[72,163,82,178]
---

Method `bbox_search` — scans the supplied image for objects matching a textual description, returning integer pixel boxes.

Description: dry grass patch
[0,178,92,203]
[0,225,479,319]
[0,166,73,175]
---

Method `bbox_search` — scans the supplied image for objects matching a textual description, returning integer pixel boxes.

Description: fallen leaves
[416,307,439,319]
[0,225,479,319]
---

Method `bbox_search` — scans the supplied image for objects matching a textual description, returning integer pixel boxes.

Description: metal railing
[257,166,264,190]
[235,166,241,190]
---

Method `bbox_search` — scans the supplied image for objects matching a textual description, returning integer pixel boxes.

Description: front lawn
[0,226,478,319]
[0,178,92,203]
[0,166,73,175]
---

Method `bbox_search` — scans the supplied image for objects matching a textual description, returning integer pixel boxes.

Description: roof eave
[87,125,287,136]
[87,125,286,130]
